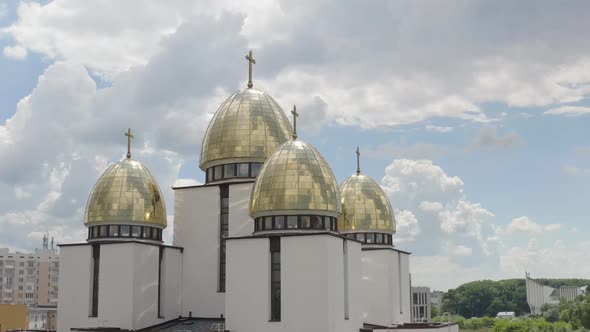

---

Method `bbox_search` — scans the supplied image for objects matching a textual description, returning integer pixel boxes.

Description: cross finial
[125,128,134,159]
[291,105,299,140]
[356,146,361,175]
[245,50,256,88]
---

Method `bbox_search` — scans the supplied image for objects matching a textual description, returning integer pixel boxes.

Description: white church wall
[228,182,254,237]
[162,247,182,320]
[57,245,95,332]
[225,237,269,332]
[57,242,181,332]
[173,185,225,318]
[399,251,412,324]
[130,243,161,330]
[226,234,363,332]
[360,249,412,327]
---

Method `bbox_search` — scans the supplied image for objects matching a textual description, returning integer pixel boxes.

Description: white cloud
[563,165,590,176]
[449,244,473,257]
[394,209,421,243]
[504,216,561,235]
[472,125,525,150]
[419,201,443,212]
[425,125,454,133]
[438,201,494,239]
[411,255,488,291]
[4,1,590,128]
[500,239,590,278]
[3,45,27,59]
[545,106,590,117]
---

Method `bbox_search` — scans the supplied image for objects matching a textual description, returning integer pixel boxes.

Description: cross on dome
[125,128,134,159]
[291,105,299,140]
[245,50,256,88]
[356,146,361,175]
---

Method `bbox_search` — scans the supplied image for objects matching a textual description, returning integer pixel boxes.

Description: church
[56,51,455,332]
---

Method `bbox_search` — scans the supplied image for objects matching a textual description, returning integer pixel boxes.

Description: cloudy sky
[1,0,590,290]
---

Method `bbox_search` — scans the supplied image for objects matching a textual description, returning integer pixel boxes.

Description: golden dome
[338,173,395,233]
[250,140,341,217]
[84,158,167,227]
[199,88,293,171]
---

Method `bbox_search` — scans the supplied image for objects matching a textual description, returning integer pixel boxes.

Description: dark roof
[71,318,225,332]
[139,318,225,332]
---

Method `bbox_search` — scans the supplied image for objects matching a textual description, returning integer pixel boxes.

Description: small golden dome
[199,88,293,171]
[338,173,395,233]
[250,140,341,217]
[84,158,167,227]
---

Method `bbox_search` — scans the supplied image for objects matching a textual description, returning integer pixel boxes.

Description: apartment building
[0,235,59,307]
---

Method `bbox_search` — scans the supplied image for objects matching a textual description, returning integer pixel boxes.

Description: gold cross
[291,105,299,140]
[125,128,134,159]
[245,50,256,88]
[356,146,361,175]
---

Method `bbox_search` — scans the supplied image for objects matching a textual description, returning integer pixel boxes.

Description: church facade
[57,52,424,332]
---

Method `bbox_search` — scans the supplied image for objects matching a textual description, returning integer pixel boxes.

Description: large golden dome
[84,158,167,227]
[250,140,341,218]
[338,173,395,233]
[199,88,293,171]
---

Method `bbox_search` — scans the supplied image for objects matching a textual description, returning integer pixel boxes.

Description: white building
[411,287,431,323]
[57,52,458,332]
[28,305,58,330]
[525,273,587,315]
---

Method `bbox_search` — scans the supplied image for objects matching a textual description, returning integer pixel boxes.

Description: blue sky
[1,0,590,290]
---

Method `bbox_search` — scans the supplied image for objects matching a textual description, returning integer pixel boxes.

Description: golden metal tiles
[199,88,293,170]
[84,158,167,227]
[338,173,395,233]
[250,140,341,217]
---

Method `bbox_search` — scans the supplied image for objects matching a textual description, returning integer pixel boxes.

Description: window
[142,227,150,239]
[157,246,164,318]
[99,226,107,237]
[214,165,223,181]
[311,216,322,229]
[366,233,374,244]
[265,216,273,230]
[109,225,119,237]
[287,216,298,229]
[250,163,262,177]
[355,233,365,242]
[219,185,229,292]
[343,240,349,319]
[301,216,311,228]
[237,163,249,177]
[274,216,285,229]
[270,237,281,321]
[224,164,235,178]
[90,244,100,317]
[207,168,213,182]
[132,226,140,237]
[120,225,130,237]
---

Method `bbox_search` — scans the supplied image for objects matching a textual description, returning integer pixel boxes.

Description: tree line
[439,279,590,318]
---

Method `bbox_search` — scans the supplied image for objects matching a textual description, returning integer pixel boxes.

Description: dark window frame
[218,184,229,292]
[90,244,100,317]
[270,237,281,321]
[205,162,264,183]
[88,225,162,241]
[254,215,338,232]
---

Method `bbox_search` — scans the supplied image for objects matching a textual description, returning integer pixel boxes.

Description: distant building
[412,286,432,323]
[0,235,59,307]
[431,290,444,310]
[28,305,58,330]
[0,303,29,332]
[496,312,515,319]
[525,272,587,315]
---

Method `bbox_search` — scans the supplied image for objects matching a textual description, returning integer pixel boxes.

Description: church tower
[339,147,412,326]
[225,110,363,332]
[173,51,293,318]
[57,129,182,332]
